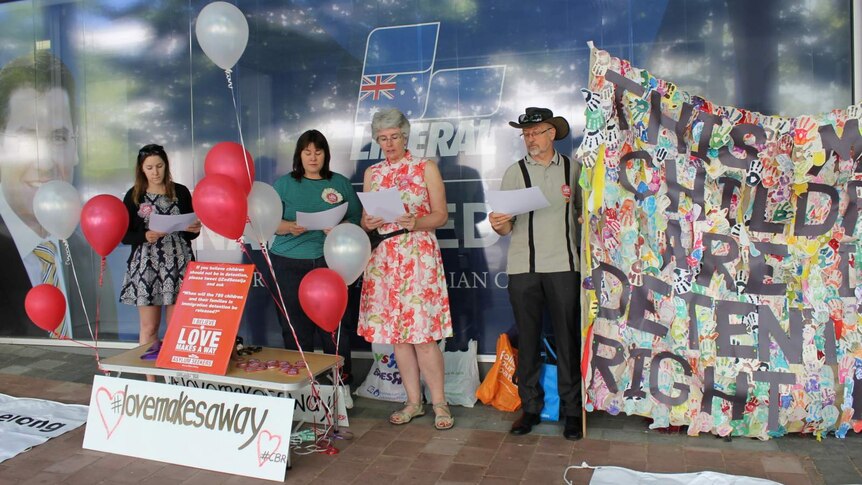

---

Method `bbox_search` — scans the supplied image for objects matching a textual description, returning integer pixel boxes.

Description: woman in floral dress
[270,130,362,378]
[359,109,454,430]
[120,144,201,374]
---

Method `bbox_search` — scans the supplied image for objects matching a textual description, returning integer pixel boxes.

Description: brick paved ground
[1,344,859,484]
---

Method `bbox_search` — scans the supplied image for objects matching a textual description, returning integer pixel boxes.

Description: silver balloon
[324,223,371,284]
[245,181,282,245]
[33,181,82,240]
[195,2,249,70]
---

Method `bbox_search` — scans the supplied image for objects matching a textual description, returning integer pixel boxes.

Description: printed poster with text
[157,262,254,375]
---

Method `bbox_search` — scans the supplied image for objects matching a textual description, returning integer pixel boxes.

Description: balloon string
[61,240,101,369]
[55,334,96,349]
[225,68,253,194]
[240,243,311,370]
[238,243,335,433]
[93,266,103,375]
[98,257,106,288]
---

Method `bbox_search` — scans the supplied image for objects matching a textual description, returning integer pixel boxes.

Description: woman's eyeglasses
[377,133,403,144]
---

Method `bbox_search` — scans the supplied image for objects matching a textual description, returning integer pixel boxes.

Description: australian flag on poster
[356,22,506,124]
[355,23,438,122]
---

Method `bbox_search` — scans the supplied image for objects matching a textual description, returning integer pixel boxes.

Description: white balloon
[33,181,82,240]
[195,1,249,70]
[324,223,371,285]
[246,181,282,245]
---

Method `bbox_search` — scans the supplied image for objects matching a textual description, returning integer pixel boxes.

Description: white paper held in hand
[149,213,198,233]
[296,203,349,230]
[357,189,404,223]
[486,187,550,216]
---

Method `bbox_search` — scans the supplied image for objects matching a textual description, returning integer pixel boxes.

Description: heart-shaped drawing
[94,387,125,439]
[256,430,282,467]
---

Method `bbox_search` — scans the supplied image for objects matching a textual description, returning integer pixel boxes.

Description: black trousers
[508,271,582,417]
[271,254,356,376]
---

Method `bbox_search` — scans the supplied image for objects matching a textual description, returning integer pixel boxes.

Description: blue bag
[539,337,560,422]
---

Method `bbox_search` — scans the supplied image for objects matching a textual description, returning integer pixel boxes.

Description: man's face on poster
[0,86,78,235]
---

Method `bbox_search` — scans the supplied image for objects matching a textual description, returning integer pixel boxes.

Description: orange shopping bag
[476,333,521,412]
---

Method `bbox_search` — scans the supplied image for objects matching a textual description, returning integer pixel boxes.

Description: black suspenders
[562,155,575,272]
[517,155,576,274]
[517,158,536,272]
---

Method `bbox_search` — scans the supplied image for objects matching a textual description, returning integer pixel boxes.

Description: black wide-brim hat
[508,107,570,140]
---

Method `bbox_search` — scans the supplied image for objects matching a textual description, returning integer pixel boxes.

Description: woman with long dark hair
[120,144,201,374]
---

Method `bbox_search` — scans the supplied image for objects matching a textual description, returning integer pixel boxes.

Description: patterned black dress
[119,192,194,306]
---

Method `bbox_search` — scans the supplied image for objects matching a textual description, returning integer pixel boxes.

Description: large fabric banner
[0,393,88,463]
[577,45,862,439]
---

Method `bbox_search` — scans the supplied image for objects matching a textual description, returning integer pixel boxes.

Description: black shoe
[510,412,541,435]
[563,416,583,441]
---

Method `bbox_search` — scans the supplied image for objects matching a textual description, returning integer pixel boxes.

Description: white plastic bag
[424,339,480,407]
[355,343,407,402]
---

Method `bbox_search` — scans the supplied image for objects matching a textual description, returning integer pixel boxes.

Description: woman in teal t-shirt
[271,130,362,380]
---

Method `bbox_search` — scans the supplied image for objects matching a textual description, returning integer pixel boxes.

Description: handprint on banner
[746,158,764,186]
[709,119,733,150]
[604,208,622,234]
[735,269,748,294]
[660,80,677,102]
[581,88,601,112]
[591,49,611,78]
[655,147,668,166]
[762,116,791,141]
[581,129,603,151]
[722,106,744,125]
[630,96,650,121]
[604,121,621,150]
[793,117,818,146]
[673,267,693,294]
[639,70,658,93]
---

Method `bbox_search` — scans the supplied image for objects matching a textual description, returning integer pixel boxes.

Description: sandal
[389,402,425,425]
[432,403,454,430]
[140,341,162,361]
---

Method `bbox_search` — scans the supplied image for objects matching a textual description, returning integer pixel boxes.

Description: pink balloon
[193,174,248,240]
[81,194,129,257]
[25,284,66,333]
[204,142,255,195]
[298,268,347,333]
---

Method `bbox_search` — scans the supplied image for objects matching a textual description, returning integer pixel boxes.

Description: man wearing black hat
[489,107,582,440]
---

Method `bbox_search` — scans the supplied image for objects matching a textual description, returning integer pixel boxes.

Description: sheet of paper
[296,203,349,230]
[357,189,405,223]
[149,213,198,233]
[486,187,550,216]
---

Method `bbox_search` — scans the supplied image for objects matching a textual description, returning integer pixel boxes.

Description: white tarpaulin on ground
[0,393,88,463]
[573,465,781,485]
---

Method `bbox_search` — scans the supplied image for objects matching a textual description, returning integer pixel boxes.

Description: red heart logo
[256,430,282,467]
[94,387,125,439]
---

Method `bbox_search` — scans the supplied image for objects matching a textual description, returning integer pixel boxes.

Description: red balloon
[193,174,248,240]
[81,194,129,257]
[298,268,347,333]
[204,142,255,195]
[25,284,66,333]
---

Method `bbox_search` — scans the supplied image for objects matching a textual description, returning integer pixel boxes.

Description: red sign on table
[156,262,254,375]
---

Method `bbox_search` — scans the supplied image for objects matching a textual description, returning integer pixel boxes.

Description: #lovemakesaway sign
[83,375,294,481]
[577,44,862,440]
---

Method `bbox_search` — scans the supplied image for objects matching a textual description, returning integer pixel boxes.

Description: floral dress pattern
[358,151,452,344]
[119,193,193,306]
